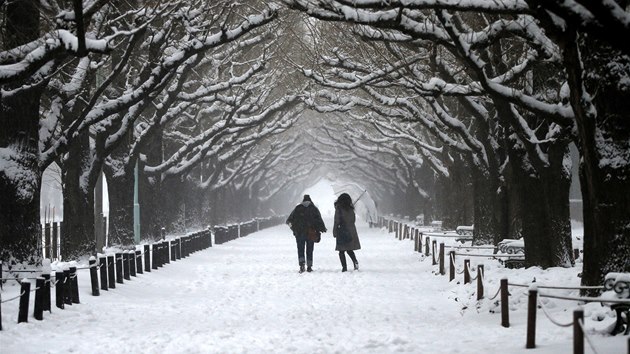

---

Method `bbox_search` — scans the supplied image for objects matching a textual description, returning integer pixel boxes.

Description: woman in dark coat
[333,193,361,272]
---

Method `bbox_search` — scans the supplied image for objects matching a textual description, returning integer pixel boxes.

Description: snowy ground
[1,220,627,353]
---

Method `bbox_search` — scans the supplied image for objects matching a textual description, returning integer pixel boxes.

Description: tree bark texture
[564,33,630,287]
[0,0,42,263]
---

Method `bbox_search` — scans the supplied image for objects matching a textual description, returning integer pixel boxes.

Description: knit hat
[303,194,312,202]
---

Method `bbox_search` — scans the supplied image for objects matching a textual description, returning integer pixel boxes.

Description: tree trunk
[564,33,630,287]
[105,167,135,246]
[470,165,504,245]
[0,0,42,263]
[507,139,573,268]
[60,134,96,259]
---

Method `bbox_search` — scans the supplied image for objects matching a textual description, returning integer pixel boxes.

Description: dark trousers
[296,237,314,266]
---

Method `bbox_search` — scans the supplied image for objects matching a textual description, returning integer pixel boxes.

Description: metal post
[573,310,584,354]
[432,240,437,265]
[17,281,30,323]
[449,251,455,281]
[69,266,80,304]
[34,278,44,320]
[55,271,64,309]
[439,243,445,275]
[107,255,115,289]
[526,287,538,349]
[99,256,108,291]
[135,250,143,274]
[501,279,509,328]
[89,257,100,296]
[464,259,470,284]
[477,265,484,300]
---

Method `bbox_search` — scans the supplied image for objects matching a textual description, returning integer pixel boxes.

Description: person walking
[333,193,361,272]
[286,195,327,273]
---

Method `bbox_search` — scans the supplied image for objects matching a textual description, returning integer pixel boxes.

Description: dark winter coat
[333,206,361,251]
[286,201,327,239]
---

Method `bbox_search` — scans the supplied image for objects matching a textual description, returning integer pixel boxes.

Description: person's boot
[299,262,305,273]
[307,266,312,272]
[339,253,347,272]
[353,262,359,271]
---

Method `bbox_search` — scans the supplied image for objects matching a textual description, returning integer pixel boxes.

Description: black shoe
[307,266,312,272]
[341,267,347,272]
[354,262,359,271]
[299,263,305,273]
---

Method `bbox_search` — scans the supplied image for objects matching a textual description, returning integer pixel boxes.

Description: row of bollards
[1,230,212,330]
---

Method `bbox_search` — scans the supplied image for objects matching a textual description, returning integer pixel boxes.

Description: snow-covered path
[2,221,626,353]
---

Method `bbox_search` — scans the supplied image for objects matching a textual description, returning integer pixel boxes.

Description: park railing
[378,215,630,354]
[0,215,285,330]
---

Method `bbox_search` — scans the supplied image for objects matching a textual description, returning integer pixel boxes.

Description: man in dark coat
[286,195,327,273]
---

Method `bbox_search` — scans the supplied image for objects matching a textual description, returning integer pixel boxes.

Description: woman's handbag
[307,227,321,243]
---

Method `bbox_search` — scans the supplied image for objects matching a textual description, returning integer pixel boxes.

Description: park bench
[603,272,630,335]
[497,239,525,268]
[456,225,473,236]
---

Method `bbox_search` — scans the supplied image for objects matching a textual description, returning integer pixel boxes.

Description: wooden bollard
[432,240,437,265]
[526,287,538,349]
[123,252,131,280]
[55,271,65,309]
[69,266,80,304]
[34,277,44,320]
[107,255,115,289]
[99,256,108,290]
[63,267,73,305]
[573,310,584,354]
[425,237,430,256]
[17,280,30,323]
[439,243,445,275]
[115,253,124,284]
[418,232,422,252]
[477,265,484,300]
[130,251,136,277]
[464,259,470,284]
[171,242,177,261]
[144,245,151,272]
[501,278,509,328]
[176,238,182,259]
[135,250,143,274]
[165,241,170,264]
[42,273,51,312]
[89,257,100,296]
[414,234,419,252]
[449,251,455,281]
[42,259,51,312]
[152,244,159,270]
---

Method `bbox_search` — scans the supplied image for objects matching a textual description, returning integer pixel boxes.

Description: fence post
[414,234,419,252]
[526,286,538,349]
[418,232,422,252]
[99,256,108,291]
[135,250,143,274]
[123,251,130,280]
[432,240,437,265]
[130,251,136,277]
[42,273,51,312]
[152,244,159,270]
[464,259,470,284]
[115,253,124,284]
[176,238,182,259]
[89,257,99,296]
[144,245,151,272]
[439,243,445,275]
[63,267,72,305]
[425,237,430,257]
[18,280,30,323]
[69,266,79,304]
[52,221,59,259]
[107,255,115,289]
[449,251,455,281]
[165,241,171,264]
[34,277,44,320]
[501,278,509,328]
[573,310,584,354]
[55,271,64,309]
[477,265,484,300]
